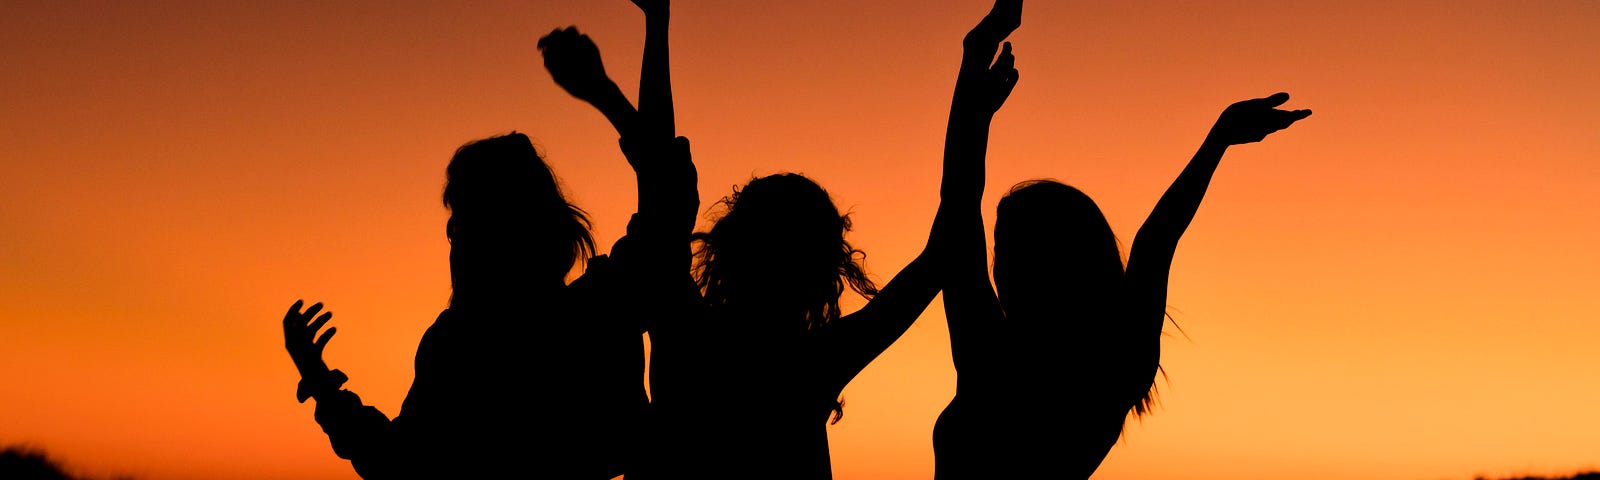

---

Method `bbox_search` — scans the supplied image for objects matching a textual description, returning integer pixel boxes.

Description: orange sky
[2,1,1597,479]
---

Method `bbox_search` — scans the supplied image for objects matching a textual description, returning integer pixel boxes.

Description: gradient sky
[2,1,1597,479]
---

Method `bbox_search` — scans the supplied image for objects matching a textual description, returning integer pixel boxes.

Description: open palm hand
[1209,92,1312,145]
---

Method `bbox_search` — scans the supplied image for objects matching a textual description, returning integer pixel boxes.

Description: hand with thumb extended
[1208,92,1312,145]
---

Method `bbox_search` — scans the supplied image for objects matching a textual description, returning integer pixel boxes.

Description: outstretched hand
[283,299,336,379]
[538,26,618,105]
[965,0,1021,48]
[1208,92,1313,145]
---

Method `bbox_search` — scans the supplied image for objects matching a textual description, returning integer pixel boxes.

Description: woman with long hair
[281,2,683,476]
[283,131,635,479]
[930,2,1312,477]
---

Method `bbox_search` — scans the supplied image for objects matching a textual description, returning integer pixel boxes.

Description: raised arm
[940,0,1020,375]
[826,0,1022,387]
[943,0,1019,225]
[539,27,639,138]
[1125,93,1312,323]
[538,19,693,224]
[540,12,699,327]
[633,0,675,140]
[622,0,696,232]
[539,2,675,149]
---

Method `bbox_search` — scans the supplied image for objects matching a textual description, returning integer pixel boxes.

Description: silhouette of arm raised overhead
[539,14,693,223]
[623,0,697,237]
[825,0,1022,395]
[1125,92,1311,373]
[539,27,639,139]
[538,1,674,143]
[940,0,1019,375]
[633,0,674,140]
[1127,93,1310,326]
[539,5,698,312]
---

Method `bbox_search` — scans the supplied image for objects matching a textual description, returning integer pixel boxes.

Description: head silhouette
[442,132,594,305]
[692,173,878,330]
[993,180,1124,321]
[994,179,1164,417]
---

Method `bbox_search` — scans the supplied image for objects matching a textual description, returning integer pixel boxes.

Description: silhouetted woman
[285,2,693,477]
[615,172,945,478]
[283,1,693,477]
[283,130,661,479]
[536,4,924,479]
[523,4,925,477]
[549,6,965,480]
[929,2,1312,477]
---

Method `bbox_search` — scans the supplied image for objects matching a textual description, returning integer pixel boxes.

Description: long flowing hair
[441,132,594,307]
[994,179,1160,419]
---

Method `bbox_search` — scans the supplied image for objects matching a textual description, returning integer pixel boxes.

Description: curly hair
[690,173,876,423]
[692,173,877,329]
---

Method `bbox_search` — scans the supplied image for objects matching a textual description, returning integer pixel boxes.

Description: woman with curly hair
[538,2,940,477]
[627,165,945,479]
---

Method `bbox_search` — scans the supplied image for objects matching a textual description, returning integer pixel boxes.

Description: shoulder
[423,309,455,332]
[415,309,462,353]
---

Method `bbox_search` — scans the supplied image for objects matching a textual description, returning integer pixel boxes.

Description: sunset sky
[2,1,1597,479]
